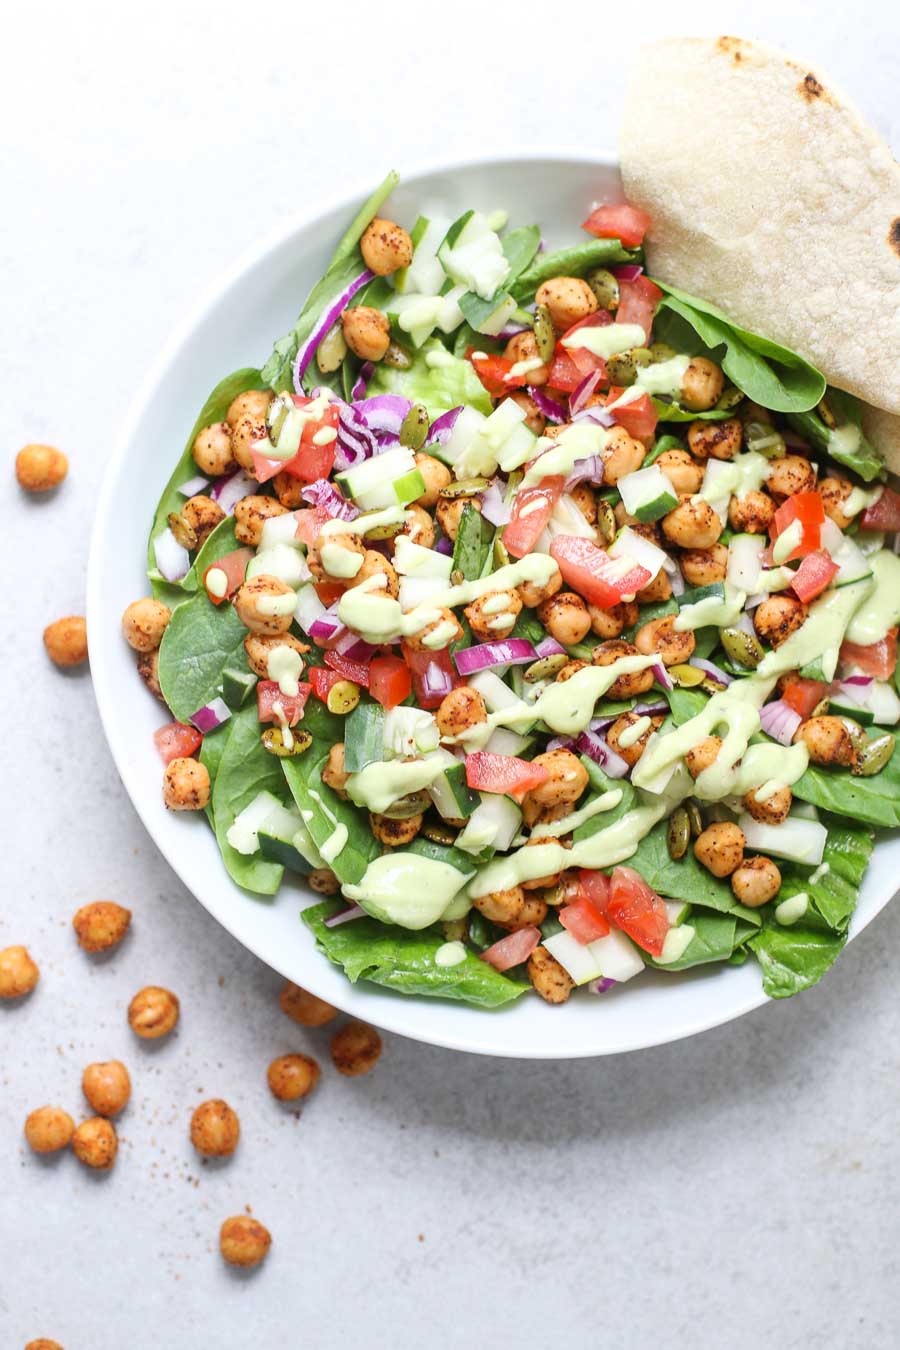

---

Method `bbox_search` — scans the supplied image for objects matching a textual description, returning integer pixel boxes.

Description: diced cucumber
[827,696,874,725]
[384,706,440,757]
[260,512,306,550]
[344,701,386,773]
[700,458,734,520]
[226,790,288,856]
[484,727,534,756]
[393,535,454,578]
[495,423,539,474]
[455,793,521,853]
[727,534,764,593]
[664,900,691,926]
[256,798,315,873]
[459,289,518,337]
[870,681,900,725]
[335,445,416,503]
[438,211,510,300]
[467,670,531,727]
[434,404,488,469]
[798,656,829,682]
[821,518,873,587]
[543,929,605,984]
[222,667,258,710]
[428,761,479,821]
[393,215,448,296]
[678,581,725,609]
[258,829,312,875]
[737,813,827,865]
[386,293,444,347]
[610,526,667,580]
[617,465,679,523]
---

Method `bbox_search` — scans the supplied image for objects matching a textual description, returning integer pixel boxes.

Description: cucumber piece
[246,543,311,587]
[428,761,479,821]
[392,468,427,507]
[383,706,440,757]
[543,929,606,984]
[678,582,725,608]
[393,535,454,579]
[827,696,874,725]
[433,405,488,469]
[344,701,386,773]
[870,681,900,725]
[225,790,287,856]
[393,215,447,296]
[438,211,510,300]
[737,813,828,865]
[664,900,691,926]
[617,465,679,523]
[222,667,257,710]
[335,445,416,503]
[798,656,829,682]
[458,289,518,337]
[258,829,313,875]
[455,793,522,853]
[385,293,444,348]
[484,727,534,756]
[727,534,764,594]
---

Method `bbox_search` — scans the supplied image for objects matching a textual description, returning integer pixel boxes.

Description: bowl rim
[87,147,892,1058]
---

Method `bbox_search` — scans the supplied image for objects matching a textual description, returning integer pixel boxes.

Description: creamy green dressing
[635,354,690,397]
[206,567,228,599]
[757,576,874,680]
[343,853,469,929]
[674,586,746,633]
[307,788,348,863]
[843,551,900,645]
[828,424,862,459]
[699,452,769,506]
[346,758,448,813]
[617,716,651,749]
[561,323,647,360]
[320,540,364,578]
[522,423,610,488]
[320,504,409,540]
[774,892,809,925]
[257,590,298,617]
[772,519,803,566]
[266,646,304,697]
[434,940,467,967]
[526,788,622,838]
[844,484,882,518]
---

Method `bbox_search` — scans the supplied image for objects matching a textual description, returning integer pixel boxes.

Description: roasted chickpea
[413,453,452,508]
[402,611,463,656]
[72,901,132,954]
[636,569,672,604]
[137,648,164,701]
[465,588,522,642]
[278,981,337,1027]
[503,330,549,385]
[687,417,742,460]
[694,822,745,877]
[536,591,590,646]
[227,391,273,473]
[473,887,525,926]
[0,945,39,999]
[554,659,586,683]
[181,494,225,548]
[680,544,728,587]
[588,599,638,639]
[435,494,480,543]
[43,616,88,667]
[272,471,305,508]
[233,494,288,547]
[342,305,391,361]
[525,749,588,811]
[681,357,725,411]
[635,614,695,666]
[24,1106,74,1154]
[731,855,781,908]
[518,565,563,609]
[190,1099,241,1156]
[360,217,413,274]
[685,735,722,779]
[82,1061,131,1118]
[220,1216,271,1269]
[535,276,598,330]
[128,985,180,1039]
[728,489,775,534]
[321,743,350,798]
[369,811,423,846]
[818,476,855,529]
[527,945,574,1004]
[243,632,307,680]
[661,497,722,549]
[569,482,597,526]
[308,868,340,894]
[227,389,272,430]
[397,503,435,549]
[25,1339,65,1349]
[15,443,68,492]
[766,454,816,499]
[591,639,655,699]
[606,712,663,767]
[72,1117,118,1171]
[742,785,792,825]
[795,716,860,769]
[753,595,808,648]
[234,575,295,635]
[121,598,171,653]
[163,757,210,811]
[192,421,234,476]
[603,427,646,483]
[657,447,704,494]
[331,1021,382,1076]
[496,893,549,932]
[506,391,546,435]
[346,550,399,599]
[437,687,487,739]
[267,1053,321,1102]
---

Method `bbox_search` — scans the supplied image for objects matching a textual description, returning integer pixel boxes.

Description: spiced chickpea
[43,616,88,667]
[15,443,68,492]
[233,495,288,547]
[636,569,672,604]
[731,856,781,908]
[220,1216,272,1269]
[728,490,775,534]
[588,600,638,639]
[121,598,171,653]
[661,497,722,549]
[742,785,792,825]
[72,1117,118,1171]
[603,427,646,483]
[657,448,704,494]
[680,357,725,411]
[795,716,860,769]
[308,868,340,894]
[680,544,728,587]
[570,482,597,526]
[495,893,549,932]
[190,1099,241,1156]
[556,659,587,682]
[279,981,337,1026]
[321,743,350,797]
[473,887,524,926]
[527,945,574,1004]
[693,821,745,878]
[403,608,462,652]
[818,476,855,529]
[606,712,664,767]
[342,306,391,361]
[25,1340,65,1350]
[518,565,563,609]
[536,591,590,646]
[227,390,273,473]
[369,812,423,846]
[687,417,742,460]
[685,735,722,779]
[24,1106,74,1154]
[435,494,481,542]
[437,687,488,739]
[82,1061,131,1117]
[137,648,164,700]
[163,757,210,811]
[766,454,816,498]
[591,640,655,699]
[243,632,308,680]
[413,453,452,508]
[234,575,295,635]
[506,391,546,435]
[535,276,597,330]
[331,1020,382,1076]
[466,588,522,642]
[397,503,435,549]
[753,595,808,648]
[272,470,305,508]
[267,1053,321,1103]
[0,945,39,999]
[72,901,132,954]
[634,615,695,666]
[192,421,234,476]
[128,985,180,1039]
[181,494,225,548]
[525,750,588,811]
[360,217,413,275]
[345,550,399,598]
[503,330,549,384]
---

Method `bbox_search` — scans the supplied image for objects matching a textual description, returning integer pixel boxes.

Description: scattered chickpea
[496,893,548,932]
[369,811,423,846]
[0,945,40,999]
[606,712,663,767]
[536,591,591,646]
[637,569,672,603]
[766,454,816,498]
[233,495,288,547]
[518,565,563,609]
[743,785,792,825]
[163,757,210,811]
[396,503,435,549]
[360,218,413,275]
[234,575,295,636]
[680,544,728,587]
[25,1340,65,1350]
[728,490,775,534]
[731,856,781,908]
[342,306,391,362]
[657,448,704,495]
[662,497,722,549]
[436,686,487,739]
[346,550,400,599]
[267,1053,321,1102]
[588,599,638,639]
[413,453,451,509]
[795,716,860,769]
[693,822,745,878]
[331,1021,382,1076]
[82,1061,131,1117]
[680,357,724,411]
[72,1117,118,1171]
[465,588,523,642]
[591,640,655,700]
[24,1106,74,1154]
[503,331,549,385]
[72,900,132,954]
[818,476,855,529]
[272,471,306,508]
[190,1099,241,1157]
[128,985,180,1039]
[634,614,695,666]
[43,616,88,667]
[192,421,234,476]
[137,648,164,700]
[226,389,272,474]
[556,659,587,682]
[687,418,742,460]
[527,945,574,1004]
[121,598,171,653]
[524,749,588,812]
[220,1215,272,1269]
[15,443,68,492]
[321,743,350,798]
[308,868,340,895]
[753,595,808,649]
[535,276,597,330]
[474,887,525,927]
[603,427,646,483]
[685,735,722,779]
[278,981,337,1027]
[435,494,479,543]
[242,632,308,680]
[181,494,225,548]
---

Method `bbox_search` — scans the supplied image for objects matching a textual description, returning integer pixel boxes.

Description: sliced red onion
[352,393,412,435]
[495,321,531,340]
[309,603,345,645]
[527,386,567,424]
[435,536,453,555]
[536,636,566,658]
[300,478,359,520]
[322,903,366,928]
[426,406,465,447]
[421,659,455,702]
[333,629,377,662]
[153,527,190,582]
[189,697,231,733]
[547,735,576,752]
[292,268,374,390]
[351,361,375,400]
[633,701,669,717]
[454,640,538,676]
[564,455,606,490]
[836,678,873,705]
[588,976,617,995]
[760,698,802,746]
[841,674,874,687]
[575,729,630,777]
[667,566,685,598]
[480,479,512,526]
[294,585,327,635]
[211,467,258,515]
[651,661,674,692]
[689,657,733,686]
[609,263,643,281]
[178,474,210,496]
[572,405,615,429]
[570,368,605,415]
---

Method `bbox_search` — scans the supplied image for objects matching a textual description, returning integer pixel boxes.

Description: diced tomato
[467,348,528,397]
[369,655,412,710]
[581,203,651,250]
[566,345,608,381]
[153,721,202,764]
[503,475,566,558]
[314,581,346,608]
[256,680,311,726]
[607,866,669,957]
[294,506,331,548]
[203,547,254,605]
[279,439,337,484]
[556,313,612,381]
[251,450,287,484]
[464,752,549,802]
[308,666,344,703]
[791,549,839,603]
[401,643,459,710]
[575,868,611,912]
[546,347,585,393]
[861,486,900,533]
[769,492,824,561]
[480,926,541,973]
[323,649,370,689]
[559,896,611,945]
[606,387,658,442]
[839,630,898,681]
[781,677,830,719]
[550,535,651,608]
[616,275,662,342]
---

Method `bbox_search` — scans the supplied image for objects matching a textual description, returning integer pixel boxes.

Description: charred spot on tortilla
[800,73,825,100]
[716,35,745,63]
[889,219,900,257]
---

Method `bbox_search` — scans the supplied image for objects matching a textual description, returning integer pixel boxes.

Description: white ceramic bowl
[88,150,900,1058]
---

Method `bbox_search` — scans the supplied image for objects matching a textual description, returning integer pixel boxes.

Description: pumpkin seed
[168,511,197,551]
[685,800,703,837]
[585,267,619,311]
[425,820,460,846]
[606,347,653,387]
[744,421,786,457]
[669,662,706,688]
[267,397,290,446]
[325,680,360,715]
[533,304,556,363]
[381,789,431,819]
[450,568,464,587]
[541,880,567,907]
[596,498,616,544]
[667,807,691,860]
[382,341,412,369]
[817,397,838,430]
[720,627,763,669]
[854,732,895,777]
[648,342,678,364]
[316,323,347,374]
[715,384,744,412]
[439,476,491,500]
[441,917,467,942]
[840,718,868,752]
[702,675,729,694]
[524,653,569,682]
[493,536,510,569]
[400,401,429,451]
[261,727,312,758]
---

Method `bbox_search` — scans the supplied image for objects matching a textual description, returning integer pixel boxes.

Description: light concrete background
[2,1,898,1345]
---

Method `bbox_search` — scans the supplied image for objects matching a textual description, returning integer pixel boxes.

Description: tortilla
[861,405,900,472]
[620,36,900,418]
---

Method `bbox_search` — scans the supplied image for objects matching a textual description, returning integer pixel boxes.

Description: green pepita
[668,663,706,688]
[854,732,895,777]
[261,727,312,758]
[439,476,491,500]
[325,680,360,716]
[168,511,197,551]
[267,398,290,446]
[400,402,429,451]
[533,304,556,363]
[541,880,567,907]
[524,653,569,682]
[648,342,678,364]
[382,789,431,820]
[425,821,460,846]
[701,675,729,694]
[493,536,510,569]
[596,499,617,544]
[817,397,838,430]
[450,569,464,587]
[840,718,869,753]
[382,341,412,369]
[667,807,691,860]
[441,917,467,942]
[720,627,764,669]
[606,347,653,387]
[585,267,619,311]
[715,384,745,412]
[316,323,347,374]
[685,800,703,838]
[744,421,786,457]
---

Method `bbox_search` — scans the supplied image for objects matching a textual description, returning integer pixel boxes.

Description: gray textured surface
[2,2,899,1345]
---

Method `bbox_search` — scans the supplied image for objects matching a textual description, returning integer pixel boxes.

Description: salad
[124,170,900,1011]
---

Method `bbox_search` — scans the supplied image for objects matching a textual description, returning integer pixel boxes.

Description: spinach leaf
[643,433,684,466]
[501,225,541,282]
[261,171,400,393]
[793,731,900,828]
[199,726,228,825]
[667,687,708,726]
[210,705,286,895]
[748,925,846,999]
[147,368,266,601]
[627,821,751,916]
[512,238,637,301]
[649,912,740,971]
[573,766,635,835]
[786,389,884,483]
[343,700,385,773]
[653,282,826,414]
[452,502,493,580]
[652,398,732,424]
[302,901,528,1008]
[367,339,492,416]
[281,750,378,885]
[774,818,873,933]
[158,591,248,723]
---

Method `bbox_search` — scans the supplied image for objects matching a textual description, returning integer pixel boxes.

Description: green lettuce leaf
[452,502,493,581]
[512,237,638,301]
[748,925,846,998]
[158,590,249,723]
[626,821,759,925]
[793,731,900,828]
[281,749,378,886]
[302,901,528,1008]
[786,388,884,482]
[649,912,743,971]
[367,339,492,416]
[772,817,873,933]
[209,705,286,895]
